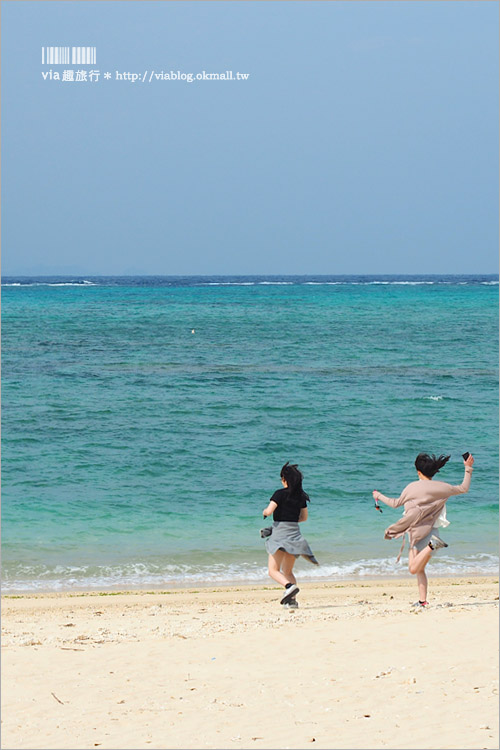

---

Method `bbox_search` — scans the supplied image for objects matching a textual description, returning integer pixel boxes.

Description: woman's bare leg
[280,553,297,585]
[268,550,290,586]
[416,570,428,602]
[408,545,432,575]
[409,547,429,601]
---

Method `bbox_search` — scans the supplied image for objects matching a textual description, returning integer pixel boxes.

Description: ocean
[2,275,498,592]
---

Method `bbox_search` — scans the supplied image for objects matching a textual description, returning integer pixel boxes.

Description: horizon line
[2,272,499,278]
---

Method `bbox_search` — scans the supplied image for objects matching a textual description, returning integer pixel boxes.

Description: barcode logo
[42,47,96,65]
[42,47,69,64]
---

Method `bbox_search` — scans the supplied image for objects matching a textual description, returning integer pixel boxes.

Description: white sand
[2,577,498,749]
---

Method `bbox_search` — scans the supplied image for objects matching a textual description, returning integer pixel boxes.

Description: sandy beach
[1,577,498,750]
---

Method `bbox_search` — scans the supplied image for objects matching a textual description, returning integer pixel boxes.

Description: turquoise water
[2,276,498,592]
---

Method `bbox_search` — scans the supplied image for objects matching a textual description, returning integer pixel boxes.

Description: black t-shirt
[270,488,308,522]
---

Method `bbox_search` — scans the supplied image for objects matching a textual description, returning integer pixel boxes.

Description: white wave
[296,554,500,579]
[201,281,295,286]
[337,281,436,286]
[425,395,443,401]
[3,554,498,593]
[370,281,436,285]
[2,280,97,287]
[3,279,493,289]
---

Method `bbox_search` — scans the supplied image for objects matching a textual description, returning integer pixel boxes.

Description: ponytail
[414,453,450,478]
[280,462,310,501]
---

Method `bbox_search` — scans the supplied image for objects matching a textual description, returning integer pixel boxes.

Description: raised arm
[447,455,474,495]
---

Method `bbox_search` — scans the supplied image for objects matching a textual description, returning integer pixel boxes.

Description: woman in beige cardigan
[373,453,474,607]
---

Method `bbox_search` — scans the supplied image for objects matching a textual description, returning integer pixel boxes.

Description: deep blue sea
[2,275,498,592]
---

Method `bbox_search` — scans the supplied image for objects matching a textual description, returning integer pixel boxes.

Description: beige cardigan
[376,467,473,548]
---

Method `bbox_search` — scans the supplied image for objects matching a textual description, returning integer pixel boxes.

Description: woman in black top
[262,462,318,607]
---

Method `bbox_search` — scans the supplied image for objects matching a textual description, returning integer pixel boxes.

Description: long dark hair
[280,462,310,501]
[414,453,450,478]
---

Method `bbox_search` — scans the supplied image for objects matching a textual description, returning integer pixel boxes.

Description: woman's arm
[372,490,405,508]
[298,507,308,522]
[447,455,474,495]
[262,500,278,518]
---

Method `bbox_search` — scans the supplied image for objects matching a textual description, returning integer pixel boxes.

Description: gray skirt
[264,521,319,565]
[414,528,442,552]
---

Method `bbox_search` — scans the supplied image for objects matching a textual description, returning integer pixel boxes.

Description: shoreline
[2,571,498,599]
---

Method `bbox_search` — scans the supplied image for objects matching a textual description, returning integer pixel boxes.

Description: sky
[1,0,498,276]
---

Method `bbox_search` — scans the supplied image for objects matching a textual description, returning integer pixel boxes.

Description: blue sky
[2,0,498,275]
